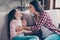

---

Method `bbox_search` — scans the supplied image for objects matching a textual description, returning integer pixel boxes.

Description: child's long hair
[7,8,23,40]
[7,9,16,40]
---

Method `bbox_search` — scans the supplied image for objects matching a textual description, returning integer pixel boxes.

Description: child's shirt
[10,19,24,39]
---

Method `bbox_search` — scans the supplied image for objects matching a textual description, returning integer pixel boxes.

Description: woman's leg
[27,36,39,40]
[44,34,60,40]
[12,36,39,40]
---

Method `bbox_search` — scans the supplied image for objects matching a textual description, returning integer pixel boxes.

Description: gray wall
[0,0,21,12]
[0,0,32,12]
[0,12,8,40]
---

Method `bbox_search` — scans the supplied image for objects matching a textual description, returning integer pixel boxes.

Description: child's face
[15,9,23,19]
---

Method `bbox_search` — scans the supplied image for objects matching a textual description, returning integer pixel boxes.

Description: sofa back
[0,10,60,40]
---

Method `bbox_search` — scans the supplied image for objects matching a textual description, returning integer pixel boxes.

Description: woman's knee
[44,34,60,40]
[32,36,39,40]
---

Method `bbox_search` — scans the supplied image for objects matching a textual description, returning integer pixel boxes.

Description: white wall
[50,0,53,9]
[50,0,60,9]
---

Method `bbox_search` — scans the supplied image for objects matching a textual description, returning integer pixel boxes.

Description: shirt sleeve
[31,12,47,32]
[31,12,60,35]
[45,17,60,35]
[10,20,17,38]
[43,12,60,35]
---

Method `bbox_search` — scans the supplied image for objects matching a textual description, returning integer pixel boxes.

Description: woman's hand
[52,28,60,35]
[22,30,32,33]
[23,26,31,31]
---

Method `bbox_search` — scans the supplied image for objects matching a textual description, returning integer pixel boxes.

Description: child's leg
[44,34,60,40]
[12,36,39,40]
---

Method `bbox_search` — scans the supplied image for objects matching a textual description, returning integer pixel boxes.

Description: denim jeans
[44,34,60,40]
[12,36,39,40]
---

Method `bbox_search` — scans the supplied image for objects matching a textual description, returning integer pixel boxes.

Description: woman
[8,9,39,40]
[27,0,60,40]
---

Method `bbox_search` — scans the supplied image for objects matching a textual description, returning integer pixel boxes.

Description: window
[38,0,50,10]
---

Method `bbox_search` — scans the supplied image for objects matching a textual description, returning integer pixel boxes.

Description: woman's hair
[30,0,44,12]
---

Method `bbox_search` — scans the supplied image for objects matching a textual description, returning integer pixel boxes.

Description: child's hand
[23,27,31,31]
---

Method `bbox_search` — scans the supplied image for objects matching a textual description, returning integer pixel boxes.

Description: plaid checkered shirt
[31,12,60,35]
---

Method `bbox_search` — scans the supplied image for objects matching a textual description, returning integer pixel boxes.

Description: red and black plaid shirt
[31,12,60,35]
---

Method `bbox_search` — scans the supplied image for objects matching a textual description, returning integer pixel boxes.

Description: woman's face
[15,9,23,19]
[29,4,36,14]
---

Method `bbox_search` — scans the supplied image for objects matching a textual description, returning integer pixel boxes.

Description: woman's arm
[30,13,47,32]
[45,21,60,35]
[16,26,32,34]
[41,12,60,35]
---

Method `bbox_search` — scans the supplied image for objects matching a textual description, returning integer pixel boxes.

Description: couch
[0,10,60,40]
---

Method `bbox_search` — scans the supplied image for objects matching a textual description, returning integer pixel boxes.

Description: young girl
[8,9,39,40]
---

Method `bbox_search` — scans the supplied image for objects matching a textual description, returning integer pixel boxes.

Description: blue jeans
[44,34,60,40]
[12,36,39,40]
